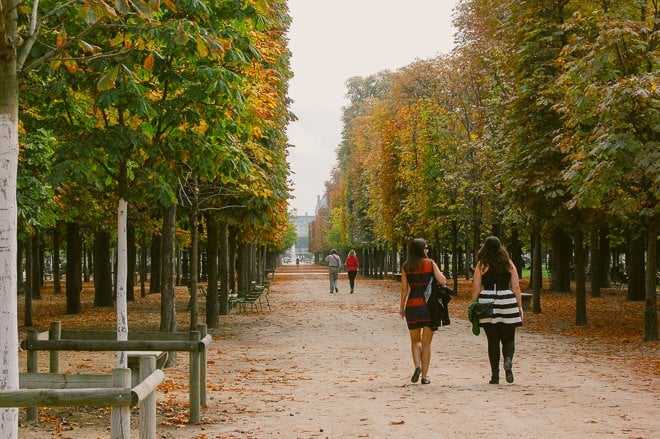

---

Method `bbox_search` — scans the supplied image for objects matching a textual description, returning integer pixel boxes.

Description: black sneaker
[411,367,422,383]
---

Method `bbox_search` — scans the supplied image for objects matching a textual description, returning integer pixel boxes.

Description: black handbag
[474,300,494,319]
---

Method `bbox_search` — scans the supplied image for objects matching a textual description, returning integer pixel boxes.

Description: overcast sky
[286,0,460,215]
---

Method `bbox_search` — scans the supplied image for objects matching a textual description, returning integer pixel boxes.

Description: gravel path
[19,265,659,438]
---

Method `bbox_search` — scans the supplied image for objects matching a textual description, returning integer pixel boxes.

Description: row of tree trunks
[21,215,654,339]
[357,245,393,279]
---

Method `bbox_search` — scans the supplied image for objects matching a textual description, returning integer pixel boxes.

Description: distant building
[293,215,314,262]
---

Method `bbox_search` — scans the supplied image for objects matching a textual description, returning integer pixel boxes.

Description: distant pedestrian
[325,249,341,293]
[400,238,447,384]
[472,236,524,384]
[296,256,300,267]
[344,250,359,293]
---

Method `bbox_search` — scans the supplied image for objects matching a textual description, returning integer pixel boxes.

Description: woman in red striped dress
[399,238,447,384]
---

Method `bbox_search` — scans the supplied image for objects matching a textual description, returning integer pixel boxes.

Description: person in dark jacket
[399,238,448,385]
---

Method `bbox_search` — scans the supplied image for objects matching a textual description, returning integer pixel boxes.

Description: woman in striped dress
[400,238,447,384]
[472,236,524,384]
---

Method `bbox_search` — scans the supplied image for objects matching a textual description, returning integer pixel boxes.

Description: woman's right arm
[509,261,524,321]
[471,264,482,301]
[431,260,447,286]
[400,270,408,318]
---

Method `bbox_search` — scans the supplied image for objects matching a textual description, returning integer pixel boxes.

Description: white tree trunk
[0,116,19,438]
[116,199,128,368]
[0,0,20,433]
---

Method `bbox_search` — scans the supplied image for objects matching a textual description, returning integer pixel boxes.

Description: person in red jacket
[344,250,359,294]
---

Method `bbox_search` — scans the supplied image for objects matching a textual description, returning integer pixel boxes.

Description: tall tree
[0,0,21,431]
[555,0,658,339]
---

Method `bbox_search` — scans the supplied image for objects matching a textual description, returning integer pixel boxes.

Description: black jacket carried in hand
[426,282,454,330]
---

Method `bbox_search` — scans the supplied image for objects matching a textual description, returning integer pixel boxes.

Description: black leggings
[483,325,516,376]
[348,271,357,289]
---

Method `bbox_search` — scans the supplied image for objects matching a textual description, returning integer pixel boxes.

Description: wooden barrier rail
[1,358,165,438]
[21,322,211,424]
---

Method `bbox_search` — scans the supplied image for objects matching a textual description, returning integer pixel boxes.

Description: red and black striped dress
[404,259,434,330]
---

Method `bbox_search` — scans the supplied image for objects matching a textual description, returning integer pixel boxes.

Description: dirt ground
[17,264,660,438]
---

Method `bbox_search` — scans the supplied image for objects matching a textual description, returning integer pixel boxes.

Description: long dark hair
[476,236,510,273]
[402,238,427,273]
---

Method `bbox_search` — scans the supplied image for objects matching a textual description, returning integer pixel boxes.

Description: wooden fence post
[189,330,200,424]
[110,368,131,439]
[26,329,39,422]
[139,356,157,439]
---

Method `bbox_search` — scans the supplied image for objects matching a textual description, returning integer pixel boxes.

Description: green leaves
[97,65,119,90]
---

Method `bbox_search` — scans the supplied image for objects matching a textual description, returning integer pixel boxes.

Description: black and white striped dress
[478,270,522,327]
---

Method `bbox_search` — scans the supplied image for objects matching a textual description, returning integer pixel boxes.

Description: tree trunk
[237,243,250,296]
[643,216,657,341]
[189,194,199,331]
[509,227,523,280]
[228,226,237,295]
[531,223,543,313]
[0,0,20,429]
[471,203,481,278]
[181,248,190,285]
[589,224,601,297]
[626,230,645,301]
[140,236,147,297]
[599,226,611,288]
[53,224,62,295]
[115,199,129,368]
[451,221,458,292]
[160,204,177,367]
[30,229,41,299]
[39,233,45,288]
[175,245,181,286]
[83,238,91,282]
[149,233,161,294]
[65,221,82,314]
[219,221,229,315]
[551,228,571,292]
[24,234,33,327]
[93,230,113,307]
[126,224,136,301]
[574,226,588,326]
[17,237,24,294]
[206,214,219,327]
